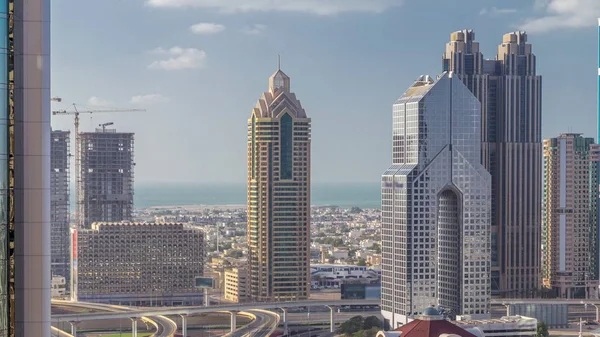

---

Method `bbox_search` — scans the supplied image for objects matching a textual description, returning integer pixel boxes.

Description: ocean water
[133,182,381,209]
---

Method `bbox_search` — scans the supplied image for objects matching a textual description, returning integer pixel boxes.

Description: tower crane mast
[52,103,146,228]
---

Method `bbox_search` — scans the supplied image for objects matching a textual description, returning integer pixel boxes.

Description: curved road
[52,300,176,337]
[228,310,279,337]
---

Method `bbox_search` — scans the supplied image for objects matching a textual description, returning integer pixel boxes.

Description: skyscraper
[51,130,71,286]
[542,134,600,299]
[443,30,543,297]
[381,72,491,327]
[247,63,311,301]
[10,1,52,336]
[79,127,134,229]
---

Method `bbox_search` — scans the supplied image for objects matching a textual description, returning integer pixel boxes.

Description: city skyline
[51,0,600,184]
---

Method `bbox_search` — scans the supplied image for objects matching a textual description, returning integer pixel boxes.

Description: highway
[52,300,176,337]
[228,309,279,337]
[52,299,381,322]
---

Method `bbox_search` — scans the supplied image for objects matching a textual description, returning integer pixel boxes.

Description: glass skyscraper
[5,1,52,336]
[381,73,491,327]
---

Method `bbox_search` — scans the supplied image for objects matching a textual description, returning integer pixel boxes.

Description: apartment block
[224,268,248,303]
[51,130,70,285]
[79,128,134,228]
[542,134,600,298]
[71,222,205,306]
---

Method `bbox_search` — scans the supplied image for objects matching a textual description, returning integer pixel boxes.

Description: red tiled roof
[393,319,477,337]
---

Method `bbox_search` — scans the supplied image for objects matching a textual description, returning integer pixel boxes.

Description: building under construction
[79,126,134,228]
[51,130,70,283]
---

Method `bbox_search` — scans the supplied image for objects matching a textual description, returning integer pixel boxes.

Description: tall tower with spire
[246,61,311,301]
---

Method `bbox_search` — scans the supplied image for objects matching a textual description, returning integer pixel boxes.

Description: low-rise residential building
[71,222,205,306]
[224,267,248,303]
[367,254,382,266]
[330,248,349,260]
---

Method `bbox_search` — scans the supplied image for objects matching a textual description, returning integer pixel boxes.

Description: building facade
[378,308,537,337]
[9,1,53,336]
[381,73,491,327]
[51,130,70,286]
[224,267,248,303]
[79,128,134,228]
[247,64,311,301]
[71,222,205,306]
[542,134,600,298]
[443,30,542,297]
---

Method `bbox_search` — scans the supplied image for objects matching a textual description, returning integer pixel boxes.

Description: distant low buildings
[224,267,248,303]
[71,222,205,306]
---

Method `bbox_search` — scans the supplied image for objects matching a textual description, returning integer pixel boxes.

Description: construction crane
[52,102,146,228]
[99,122,114,132]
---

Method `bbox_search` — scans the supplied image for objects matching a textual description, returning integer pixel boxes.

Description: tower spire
[277,54,281,71]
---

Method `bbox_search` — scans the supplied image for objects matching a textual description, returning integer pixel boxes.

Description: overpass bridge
[53,298,600,336]
[52,299,380,336]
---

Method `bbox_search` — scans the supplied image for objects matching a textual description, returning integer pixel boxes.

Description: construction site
[78,124,135,228]
[50,130,70,284]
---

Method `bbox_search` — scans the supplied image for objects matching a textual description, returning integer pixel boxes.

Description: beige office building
[224,268,248,303]
[71,222,205,306]
[443,30,542,297]
[247,63,311,301]
[542,134,600,298]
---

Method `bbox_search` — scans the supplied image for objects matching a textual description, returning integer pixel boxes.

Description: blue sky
[51,0,600,184]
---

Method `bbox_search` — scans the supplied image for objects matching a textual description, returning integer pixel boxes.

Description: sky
[51,0,600,184]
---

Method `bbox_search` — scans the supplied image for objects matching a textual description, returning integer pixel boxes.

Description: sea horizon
[70,182,382,210]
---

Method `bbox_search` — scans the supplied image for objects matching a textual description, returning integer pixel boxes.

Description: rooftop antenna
[277,54,281,70]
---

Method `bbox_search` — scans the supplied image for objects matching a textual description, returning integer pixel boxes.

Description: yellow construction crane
[52,102,146,227]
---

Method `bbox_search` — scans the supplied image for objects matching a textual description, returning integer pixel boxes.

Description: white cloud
[519,0,600,33]
[480,7,517,15]
[87,96,113,106]
[190,22,226,35]
[145,0,402,15]
[131,94,170,104]
[241,24,267,35]
[148,47,207,70]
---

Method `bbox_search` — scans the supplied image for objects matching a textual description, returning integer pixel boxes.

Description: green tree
[371,243,381,254]
[362,316,383,330]
[356,258,367,267]
[536,322,549,337]
[338,316,364,335]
